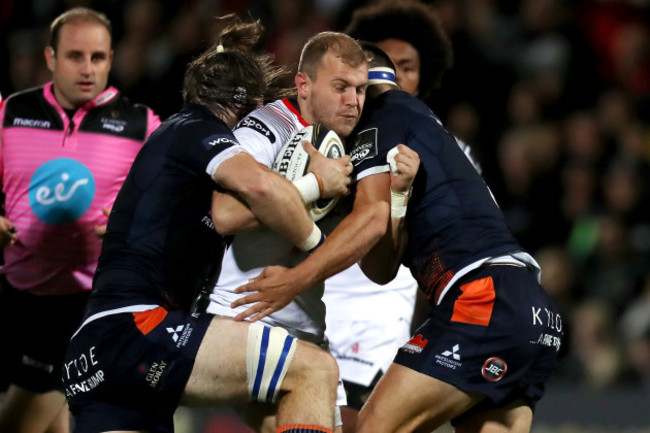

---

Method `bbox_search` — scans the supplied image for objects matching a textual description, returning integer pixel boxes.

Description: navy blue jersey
[349,90,522,303]
[87,104,238,315]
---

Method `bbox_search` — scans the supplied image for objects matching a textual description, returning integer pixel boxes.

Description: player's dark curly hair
[345,0,453,99]
[183,14,290,120]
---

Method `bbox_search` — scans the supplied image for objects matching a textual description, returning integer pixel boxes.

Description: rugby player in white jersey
[206,32,368,433]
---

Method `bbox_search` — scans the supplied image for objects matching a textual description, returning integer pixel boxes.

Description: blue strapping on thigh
[252,326,270,400]
[266,334,295,402]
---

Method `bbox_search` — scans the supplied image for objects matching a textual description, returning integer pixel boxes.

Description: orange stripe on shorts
[450,276,495,326]
[133,307,168,335]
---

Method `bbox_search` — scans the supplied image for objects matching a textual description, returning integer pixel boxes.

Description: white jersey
[324,265,417,322]
[324,265,417,385]
[207,98,329,343]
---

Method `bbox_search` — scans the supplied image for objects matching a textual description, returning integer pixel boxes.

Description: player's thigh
[455,399,532,433]
[44,403,70,433]
[0,386,68,433]
[358,363,481,433]
[182,316,250,404]
[183,316,336,405]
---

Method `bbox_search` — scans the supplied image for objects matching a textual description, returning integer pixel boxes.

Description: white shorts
[326,316,412,387]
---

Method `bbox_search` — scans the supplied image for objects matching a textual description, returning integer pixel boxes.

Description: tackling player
[61,16,341,433]
[353,42,563,433]
[323,2,457,430]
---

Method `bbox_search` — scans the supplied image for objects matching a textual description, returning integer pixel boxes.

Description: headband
[368,67,397,86]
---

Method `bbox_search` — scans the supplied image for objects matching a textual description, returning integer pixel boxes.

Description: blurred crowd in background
[1,0,650,408]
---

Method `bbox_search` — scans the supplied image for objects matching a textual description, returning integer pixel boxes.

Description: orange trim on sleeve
[450,276,495,326]
[133,307,168,335]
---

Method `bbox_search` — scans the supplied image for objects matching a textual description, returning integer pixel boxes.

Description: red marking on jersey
[412,252,455,304]
[281,98,309,127]
[133,307,168,335]
[451,276,495,326]
[352,342,359,354]
[407,334,428,349]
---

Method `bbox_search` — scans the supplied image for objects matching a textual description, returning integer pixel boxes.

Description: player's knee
[291,341,339,390]
[309,346,339,385]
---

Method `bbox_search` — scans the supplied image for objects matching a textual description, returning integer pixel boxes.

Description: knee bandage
[246,322,297,403]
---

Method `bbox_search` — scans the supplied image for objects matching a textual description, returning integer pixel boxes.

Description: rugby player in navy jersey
[61,16,344,433]
[235,43,563,433]
[323,4,459,431]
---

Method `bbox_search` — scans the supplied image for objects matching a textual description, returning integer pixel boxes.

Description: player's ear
[44,46,56,72]
[295,72,310,99]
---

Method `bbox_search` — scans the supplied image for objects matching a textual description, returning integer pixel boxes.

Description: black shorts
[395,265,563,418]
[0,278,90,392]
[62,307,212,433]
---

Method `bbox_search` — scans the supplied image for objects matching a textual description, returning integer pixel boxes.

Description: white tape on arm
[387,146,408,217]
[297,223,325,253]
[292,172,320,204]
[387,146,399,175]
[390,189,409,218]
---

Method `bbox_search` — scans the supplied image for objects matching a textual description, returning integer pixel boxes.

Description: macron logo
[13,117,51,128]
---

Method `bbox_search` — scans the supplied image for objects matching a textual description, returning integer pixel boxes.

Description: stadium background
[1,0,649,431]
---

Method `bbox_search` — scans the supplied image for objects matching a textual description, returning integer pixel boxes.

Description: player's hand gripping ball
[272,124,345,221]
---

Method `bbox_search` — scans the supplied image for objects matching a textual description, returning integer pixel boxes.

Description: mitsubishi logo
[166,325,184,343]
[442,344,461,361]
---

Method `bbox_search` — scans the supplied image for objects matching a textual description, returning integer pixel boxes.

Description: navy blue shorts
[395,265,563,418]
[0,279,90,392]
[62,307,212,433]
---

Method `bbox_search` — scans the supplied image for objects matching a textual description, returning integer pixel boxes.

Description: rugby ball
[272,124,345,221]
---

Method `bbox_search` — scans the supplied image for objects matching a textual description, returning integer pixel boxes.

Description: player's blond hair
[298,32,367,81]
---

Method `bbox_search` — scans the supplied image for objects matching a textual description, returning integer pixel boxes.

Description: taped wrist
[292,173,320,204]
[297,223,325,253]
[390,189,409,218]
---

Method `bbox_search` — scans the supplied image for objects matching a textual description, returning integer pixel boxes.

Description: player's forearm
[293,200,389,288]
[239,171,315,247]
[211,191,262,235]
[360,215,406,284]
